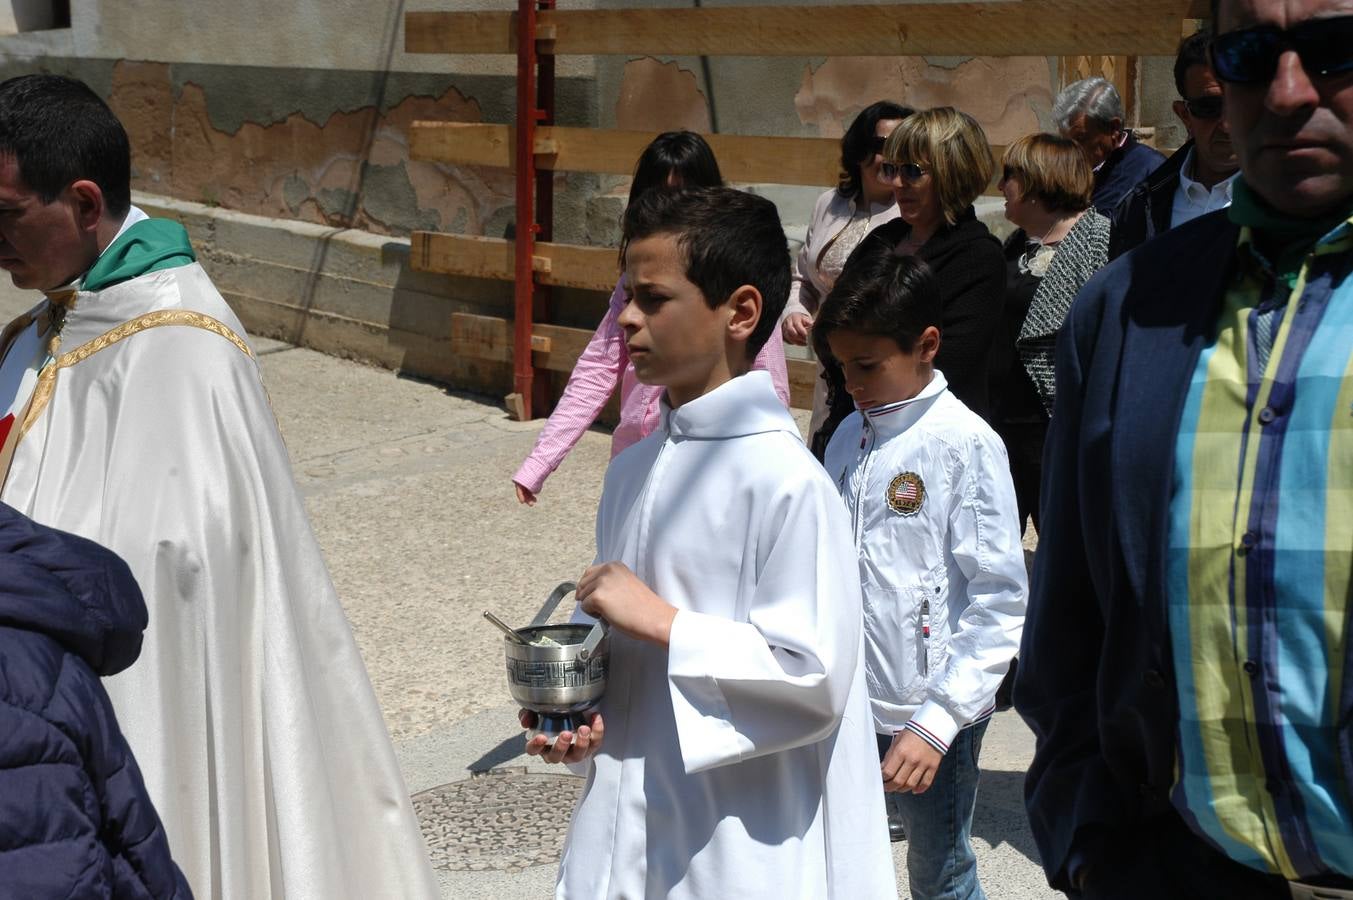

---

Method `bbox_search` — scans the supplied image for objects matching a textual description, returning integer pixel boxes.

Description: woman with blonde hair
[992,132,1109,532]
[814,106,1005,456]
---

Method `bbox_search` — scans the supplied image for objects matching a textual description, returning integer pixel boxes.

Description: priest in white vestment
[528,186,896,898]
[0,74,437,899]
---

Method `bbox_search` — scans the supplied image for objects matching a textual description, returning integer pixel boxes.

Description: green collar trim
[82,218,196,293]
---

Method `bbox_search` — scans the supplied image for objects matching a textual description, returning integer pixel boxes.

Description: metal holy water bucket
[495,582,609,743]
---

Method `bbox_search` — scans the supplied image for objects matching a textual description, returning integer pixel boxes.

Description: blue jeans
[877,719,989,900]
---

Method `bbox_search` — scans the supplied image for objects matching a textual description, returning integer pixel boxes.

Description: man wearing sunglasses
[1017,0,1353,898]
[1109,30,1241,258]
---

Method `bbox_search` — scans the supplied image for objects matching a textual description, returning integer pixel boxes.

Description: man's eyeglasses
[1182,95,1224,119]
[1210,14,1353,84]
[880,162,926,183]
[1001,164,1021,183]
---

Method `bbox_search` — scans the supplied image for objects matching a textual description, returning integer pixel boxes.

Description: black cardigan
[813,205,1006,457]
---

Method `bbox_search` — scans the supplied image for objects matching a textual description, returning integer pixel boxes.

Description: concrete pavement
[0,283,1055,899]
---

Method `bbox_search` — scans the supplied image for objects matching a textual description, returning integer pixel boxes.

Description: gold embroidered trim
[19,362,56,438]
[16,310,254,439]
[57,310,254,368]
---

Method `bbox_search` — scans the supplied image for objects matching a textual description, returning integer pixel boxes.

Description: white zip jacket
[823,371,1028,754]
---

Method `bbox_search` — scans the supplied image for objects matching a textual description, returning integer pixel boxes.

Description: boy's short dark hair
[811,242,940,361]
[0,74,131,217]
[622,186,790,360]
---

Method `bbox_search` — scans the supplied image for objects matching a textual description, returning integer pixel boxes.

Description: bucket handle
[529,581,577,628]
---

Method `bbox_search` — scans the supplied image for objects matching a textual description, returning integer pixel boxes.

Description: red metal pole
[512,0,538,418]
[532,0,556,416]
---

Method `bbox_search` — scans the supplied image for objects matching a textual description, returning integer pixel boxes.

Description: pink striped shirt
[512,278,791,494]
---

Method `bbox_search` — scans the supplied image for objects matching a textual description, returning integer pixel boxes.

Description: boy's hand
[520,709,604,763]
[881,729,943,794]
[514,482,537,506]
[576,561,677,647]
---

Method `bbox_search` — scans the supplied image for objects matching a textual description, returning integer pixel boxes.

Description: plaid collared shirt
[1166,215,1353,879]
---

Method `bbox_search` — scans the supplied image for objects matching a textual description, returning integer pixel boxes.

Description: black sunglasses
[880,162,926,183]
[869,136,887,156]
[1210,14,1353,84]
[1183,95,1224,119]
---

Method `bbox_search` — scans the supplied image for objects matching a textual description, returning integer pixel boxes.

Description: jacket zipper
[849,423,876,550]
[920,597,930,676]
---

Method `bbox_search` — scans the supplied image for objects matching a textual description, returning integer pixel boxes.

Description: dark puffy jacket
[1107,141,1191,260]
[0,503,191,900]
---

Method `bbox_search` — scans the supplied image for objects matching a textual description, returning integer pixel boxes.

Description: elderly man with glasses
[1109,30,1242,258]
[1016,0,1353,897]
[1054,76,1166,211]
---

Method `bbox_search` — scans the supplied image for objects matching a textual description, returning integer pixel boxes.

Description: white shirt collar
[1171,149,1237,228]
[1177,147,1238,201]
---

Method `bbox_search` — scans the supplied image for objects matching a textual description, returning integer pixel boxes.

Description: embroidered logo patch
[887,472,925,516]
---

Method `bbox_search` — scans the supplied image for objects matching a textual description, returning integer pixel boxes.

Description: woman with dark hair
[992,133,1109,532]
[512,131,790,504]
[782,100,913,442]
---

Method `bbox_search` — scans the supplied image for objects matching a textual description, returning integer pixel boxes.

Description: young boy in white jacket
[816,246,1027,900]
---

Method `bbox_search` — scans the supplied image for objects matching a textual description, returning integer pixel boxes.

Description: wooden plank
[451,312,598,373]
[406,10,515,54]
[452,311,817,409]
[410,122,512,168]
[412,123,841,186]
[411,232,618,291]
[406,1,1200,58]
[787,358,816,412]
[413,122,1011,194]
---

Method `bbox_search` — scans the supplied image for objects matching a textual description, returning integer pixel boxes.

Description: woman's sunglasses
[1210,14,1353,84]
[880,162,927,183]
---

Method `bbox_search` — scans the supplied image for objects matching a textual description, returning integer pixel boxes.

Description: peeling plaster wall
[5,56,598,240]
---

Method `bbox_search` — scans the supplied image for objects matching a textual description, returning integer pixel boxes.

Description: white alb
[559,370,896,899]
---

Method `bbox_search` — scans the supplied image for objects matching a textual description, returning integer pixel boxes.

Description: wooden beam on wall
[411,232,619,291]
[411,123,842,186]
[786,358,816,411]
[451,311,818,408]
[451,312,596,373]
[408,1,1201,58]
[412,122,1011,192]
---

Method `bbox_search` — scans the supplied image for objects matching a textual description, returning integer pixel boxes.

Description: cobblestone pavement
[0,285,1055,898]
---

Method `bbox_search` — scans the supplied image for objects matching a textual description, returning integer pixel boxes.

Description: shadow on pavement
[974,769,1043,867]
[468,732,529,773]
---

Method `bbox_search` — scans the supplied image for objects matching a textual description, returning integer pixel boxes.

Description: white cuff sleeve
[904,699,962,756]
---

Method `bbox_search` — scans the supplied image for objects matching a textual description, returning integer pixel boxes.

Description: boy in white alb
[525,187,896,898]
[816,246,1027,899]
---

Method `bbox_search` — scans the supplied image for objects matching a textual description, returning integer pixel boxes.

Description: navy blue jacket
[1014,211,1243,890]
[0,504,191,899]
[1091,131,1166,214]
[1107,141,1192,260]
